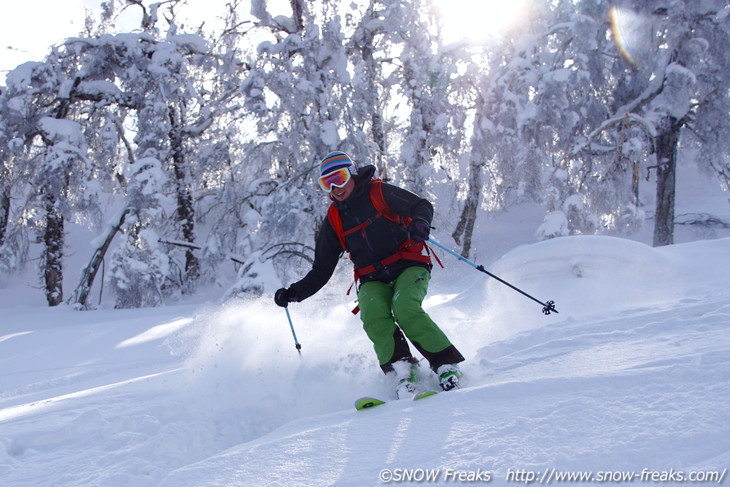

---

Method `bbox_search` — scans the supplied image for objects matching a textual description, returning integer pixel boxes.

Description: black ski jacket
[289,165,434,302]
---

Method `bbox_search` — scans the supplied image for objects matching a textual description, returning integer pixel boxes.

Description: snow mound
[477,236,686,343]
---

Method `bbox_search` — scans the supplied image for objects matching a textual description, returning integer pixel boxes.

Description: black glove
[274,287,296,307]
[407,219,431,243]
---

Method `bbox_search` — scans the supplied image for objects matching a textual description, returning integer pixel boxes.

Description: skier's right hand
[274,287,296,307]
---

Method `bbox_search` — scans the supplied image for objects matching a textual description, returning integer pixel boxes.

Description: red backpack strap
[326,203,347,251]
[369,180,402,225]
[327,180,393,252]
[423,242,444,269]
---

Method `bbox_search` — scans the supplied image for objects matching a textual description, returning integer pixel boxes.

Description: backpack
[326,179,434,285]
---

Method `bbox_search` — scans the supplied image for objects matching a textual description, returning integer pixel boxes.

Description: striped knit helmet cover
[319,151,358,177]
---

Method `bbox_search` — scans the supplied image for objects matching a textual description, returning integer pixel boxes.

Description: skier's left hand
[407,219,431,243]
[274,287,296,307]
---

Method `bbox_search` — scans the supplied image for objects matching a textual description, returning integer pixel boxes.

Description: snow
[534,211,569,240]
[170,34,209,54]
[38,117,85,145]
[1,230,729,486]
[717,6,730,22]
[4,62,43,91]
[547,68,572,83]
[320,120,339,147]
[655,63,697,120]
[77,80,124,100]
[273,15,297,34]
[130,157,167,196]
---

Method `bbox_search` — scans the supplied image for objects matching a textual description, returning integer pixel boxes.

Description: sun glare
[435,0,530,44]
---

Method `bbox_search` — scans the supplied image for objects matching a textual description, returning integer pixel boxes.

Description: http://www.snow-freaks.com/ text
[377,467,728,484]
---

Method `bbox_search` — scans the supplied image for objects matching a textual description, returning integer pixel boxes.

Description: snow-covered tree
[0,57,110,305]
[1,1,240,308]
[564,0,730,246]
[79,2,222,307]
[3,0,727,308]
[229,0,356,291]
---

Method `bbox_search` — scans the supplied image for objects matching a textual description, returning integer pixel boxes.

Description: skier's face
[331,177,355,202]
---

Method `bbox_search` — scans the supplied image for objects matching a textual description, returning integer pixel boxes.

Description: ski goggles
[317,167,352,192]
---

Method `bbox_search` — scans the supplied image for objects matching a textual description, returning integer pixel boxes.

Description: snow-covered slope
[1,236,729,486]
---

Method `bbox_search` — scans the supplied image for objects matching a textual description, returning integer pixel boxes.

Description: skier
[274,151,465,398]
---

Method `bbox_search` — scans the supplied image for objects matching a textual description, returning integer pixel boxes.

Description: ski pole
[284,306,302,355]
[427,238,558,315]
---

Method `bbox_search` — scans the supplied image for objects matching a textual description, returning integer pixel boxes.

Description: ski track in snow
[0,236,729,486]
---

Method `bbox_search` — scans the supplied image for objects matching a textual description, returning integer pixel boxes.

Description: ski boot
[392,360,418,399]
[437,364,462,391]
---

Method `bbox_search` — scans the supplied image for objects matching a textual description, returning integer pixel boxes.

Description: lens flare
[610,7,639,67]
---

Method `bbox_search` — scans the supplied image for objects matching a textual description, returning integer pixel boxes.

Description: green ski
[354,391,438,411]
[355,397,386,410]
[414,390,438,400]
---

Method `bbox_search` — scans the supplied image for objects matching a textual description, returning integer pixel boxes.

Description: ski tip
[355,396,386,411]
[414,391,438,401]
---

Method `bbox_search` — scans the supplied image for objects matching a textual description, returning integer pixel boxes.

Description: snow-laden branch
[573,112,656,155]
[573,51,672,155]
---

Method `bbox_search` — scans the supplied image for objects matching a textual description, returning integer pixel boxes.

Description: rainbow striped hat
[319,151,358,177]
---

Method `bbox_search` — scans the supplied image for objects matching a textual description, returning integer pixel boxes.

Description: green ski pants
[357,266,454,370]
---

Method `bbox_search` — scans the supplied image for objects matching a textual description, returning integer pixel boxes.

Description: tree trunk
[361,42,387,179]
[43,194,64,306]
[631,161,640,207]
[401,60,430,195]
[168,105,200,283]
[0,189,9,246]
[39,76,80,306]
[290,0,304,31]
[652,116,680,247]
[70,208,130,309]
[452,158,483,257]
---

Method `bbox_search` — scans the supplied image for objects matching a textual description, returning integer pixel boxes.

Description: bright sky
[435,0,530,44]
[0,0,263,76]
[1,0,527,78]
[1,0,88,74]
